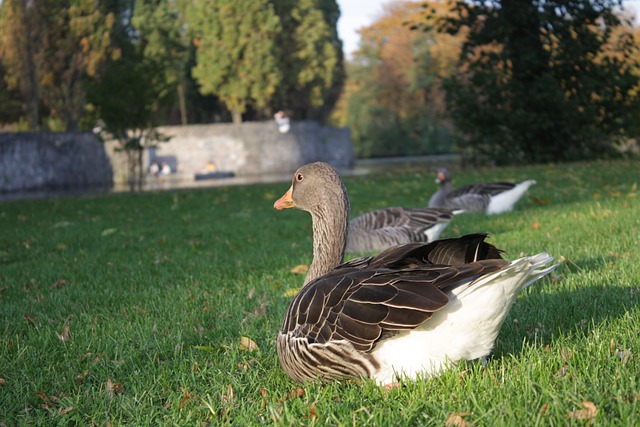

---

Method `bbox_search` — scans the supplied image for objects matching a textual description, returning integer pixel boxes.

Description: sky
[336,0,640,59]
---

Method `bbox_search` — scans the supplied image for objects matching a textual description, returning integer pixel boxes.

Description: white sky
[336,0,640,59]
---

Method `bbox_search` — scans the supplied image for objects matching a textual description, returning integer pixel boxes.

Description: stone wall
[0,132,113,193]
[108,120,353,180]
[0,121,352,194]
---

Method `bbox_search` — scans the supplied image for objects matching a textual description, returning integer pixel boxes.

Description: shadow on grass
[493,265,638,358]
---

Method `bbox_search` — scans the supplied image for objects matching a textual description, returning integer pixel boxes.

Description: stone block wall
[0,132,113,193]
[139,120,353,178]
[0,121,352,194]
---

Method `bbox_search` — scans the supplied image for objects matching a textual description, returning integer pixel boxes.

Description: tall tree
[0,0,41,129]
[133,0,189,124]
[434,0,640,164]
[0,0,115,131]
[273,0,344,120]
[335,1,463,157]
[187,0,282,123]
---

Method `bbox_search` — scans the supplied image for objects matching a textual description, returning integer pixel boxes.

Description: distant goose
[428,167,536,215]
[273,162,556,386]
[346,207,460,253]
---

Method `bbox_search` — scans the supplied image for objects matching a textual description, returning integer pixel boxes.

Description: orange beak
[274,186,294,210]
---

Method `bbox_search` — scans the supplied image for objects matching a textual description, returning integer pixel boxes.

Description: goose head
[435,167,451,185]
[274,162,350,283]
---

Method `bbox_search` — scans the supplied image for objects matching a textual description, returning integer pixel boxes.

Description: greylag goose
[428,167,536,214]
[346,207,460,253]
[273,162,557,386]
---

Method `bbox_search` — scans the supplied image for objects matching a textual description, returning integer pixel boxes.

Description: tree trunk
[231,109,243,124]
[177,83,188,125]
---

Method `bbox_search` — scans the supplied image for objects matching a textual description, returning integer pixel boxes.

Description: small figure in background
[149,161,160,176]
[160,162,172,176]
[274,110,290,133]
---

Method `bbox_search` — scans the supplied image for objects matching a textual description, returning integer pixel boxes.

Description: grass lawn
[0,159,638,426]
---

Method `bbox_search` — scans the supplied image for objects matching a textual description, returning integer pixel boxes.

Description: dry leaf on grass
[446,412,472,427]
[290,264,309,275]
[34,391,54,408]
[240,336,259,352]
[617,349,633,365]
[278,387,305,403]
[75,370,89,384]
[56,324,70,342]
[101,228,118,237]
[0,377,6,386]
[282,288,300,297]
[51,279,67,289]
[179,387,195,409]
[308,402,317,421]
[106,378,124,399]
[24,311,37,326]
[567,401,597,420]
[57,406,73,416]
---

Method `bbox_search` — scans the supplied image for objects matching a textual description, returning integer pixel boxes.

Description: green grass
[1,159,638,426]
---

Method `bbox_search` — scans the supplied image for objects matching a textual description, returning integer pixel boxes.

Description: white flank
[424,221,450,242]
[486,180,536,215]
[370,252,556,386]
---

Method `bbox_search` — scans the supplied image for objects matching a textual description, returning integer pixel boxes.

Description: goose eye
[295,173,304,182]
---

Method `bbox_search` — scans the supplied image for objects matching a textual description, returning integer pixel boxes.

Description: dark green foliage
[435,0,640,164]
[188,0,283,123]
[273,0,345,121]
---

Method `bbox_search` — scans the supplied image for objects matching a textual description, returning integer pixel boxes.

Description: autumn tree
[0,0,115,131]
[187,0,282,123]
[335,1,463,157]
[434,0,640,164]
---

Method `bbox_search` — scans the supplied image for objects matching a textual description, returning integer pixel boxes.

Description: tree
[334,1,463,157]
[187,0,282,123]
[433,0,640,164]
[0,0,115,131]
[88,0,179,191]
[133,0,190,124]
[0,0,41,129]
[273,0,345,121]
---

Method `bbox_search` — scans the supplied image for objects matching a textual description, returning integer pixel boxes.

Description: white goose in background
[428,167,536,215]
[346,206,461,253]
[273,162,557,386]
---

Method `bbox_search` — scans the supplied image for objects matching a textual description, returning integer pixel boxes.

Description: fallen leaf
[278,387,305,403]
[617,349,633,365]
[179,387,195,409]
[24,311,37,326]
[531,222,540,231]
[283,288,300,297]
[0,377,6,386]
[75,370,89,384]
[290,264,309,275]
[446,412,471,427]
[53,221,73,228]
[240,336,259,352]
[51,279,67,289]
[35,391,53,408]
[222,384,234,404]
[308,402,317,420]
[57,406,73,416]
[540,402,549,416]
[101,228,118,237]
[56,324,71,342]
[567,401,597,420]
[106,378,124,398]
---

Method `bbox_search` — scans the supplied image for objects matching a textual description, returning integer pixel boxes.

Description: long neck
[305,191,349,284]
[430,180,452,207]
